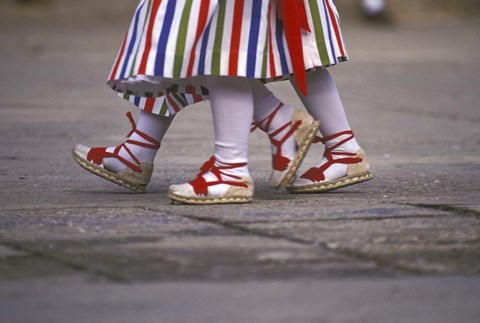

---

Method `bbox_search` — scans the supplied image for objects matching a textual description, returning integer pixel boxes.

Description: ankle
[213,155,250,179]
[254,103,294,134]
[126,133,160,163]
[103,141,158,174]
[253,104,297,159]
[102,131,161,174]
[323,130,360,153]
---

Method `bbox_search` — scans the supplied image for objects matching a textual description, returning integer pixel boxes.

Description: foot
[72,112,160,193]
[252,104,320,189]
[286,130,374,193]
[168,157,254,205]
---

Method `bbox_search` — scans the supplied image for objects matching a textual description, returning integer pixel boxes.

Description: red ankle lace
[189,157,248,196]
[251,103,301,172]
[301,130,362,182]
[86,112,161,173]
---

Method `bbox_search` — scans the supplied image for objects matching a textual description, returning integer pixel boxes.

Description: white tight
[206,76,254,177]
[292,68,359,152]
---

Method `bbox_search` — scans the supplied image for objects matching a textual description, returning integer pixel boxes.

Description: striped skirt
[108,0,348,116]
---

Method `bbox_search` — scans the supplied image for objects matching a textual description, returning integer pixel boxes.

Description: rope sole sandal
[286,131,374,194]
[252,105,320,189]
[168,157,254,205]
[72,112,159,193]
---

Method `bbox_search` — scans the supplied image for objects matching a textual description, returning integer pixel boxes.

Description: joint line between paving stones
[226,214,444,225]
[0,206,443,224]
[169,211,426,275]
[0,205,154,214]
[408,203,480,219]
[0,239,128,283]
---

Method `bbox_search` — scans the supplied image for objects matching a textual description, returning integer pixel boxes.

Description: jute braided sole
[286,170,374,194]
[274,120,321,189]
[167,192,252,205]
[72,151,149,193]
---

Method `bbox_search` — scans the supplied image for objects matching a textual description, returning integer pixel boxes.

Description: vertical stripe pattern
[109,0,348,116]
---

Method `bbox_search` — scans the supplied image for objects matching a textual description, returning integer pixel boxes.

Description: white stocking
[292,68,360,150]
[292,68,361,180]
[207,76,253,183]
[250,80,296,159]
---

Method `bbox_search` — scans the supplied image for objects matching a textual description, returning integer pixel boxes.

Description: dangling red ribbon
[277,0,311,96]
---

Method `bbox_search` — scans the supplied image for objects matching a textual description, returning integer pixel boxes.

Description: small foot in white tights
[168,157,254,204]
[253,104,320,188]
[286,130,374,193]
[72,112,164,193]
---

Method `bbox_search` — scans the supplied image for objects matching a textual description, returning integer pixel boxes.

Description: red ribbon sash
[277,0,311,96]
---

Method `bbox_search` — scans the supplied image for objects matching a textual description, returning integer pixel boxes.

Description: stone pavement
[0,2,479,323]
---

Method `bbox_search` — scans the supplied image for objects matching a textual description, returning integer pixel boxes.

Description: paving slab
[1,277,480,323]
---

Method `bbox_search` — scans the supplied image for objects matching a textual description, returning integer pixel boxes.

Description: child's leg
[210,77,253,172]
[249,80,319,188]
[296,68,360,151]
[167,76,254,204]
[288,68,373,193]
[73,110,173,192]
[251,80,296,159]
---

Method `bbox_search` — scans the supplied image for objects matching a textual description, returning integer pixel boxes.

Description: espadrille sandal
[168,157,254,205]
[72,112,160,193]
[251,105,320,189]
[286,130,374,193]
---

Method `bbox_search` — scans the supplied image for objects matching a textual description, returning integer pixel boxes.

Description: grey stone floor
[0,2,479,323]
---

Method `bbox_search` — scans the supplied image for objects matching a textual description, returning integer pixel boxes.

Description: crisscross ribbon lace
[87,112,160,173]
[189,156,248,196]
[251,103,302,172]
[301,130,362,182]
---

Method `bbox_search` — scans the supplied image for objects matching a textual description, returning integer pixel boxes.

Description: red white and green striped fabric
[108,0,348,117]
